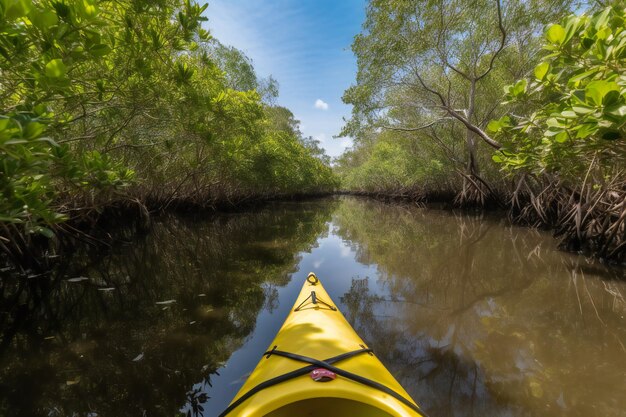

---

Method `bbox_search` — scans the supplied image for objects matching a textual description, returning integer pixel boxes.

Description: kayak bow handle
[294,290,337,312]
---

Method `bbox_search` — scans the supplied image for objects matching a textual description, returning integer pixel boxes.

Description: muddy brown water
[1,196,624,417]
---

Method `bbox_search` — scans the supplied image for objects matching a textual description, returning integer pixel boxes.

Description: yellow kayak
[220,273,426,417]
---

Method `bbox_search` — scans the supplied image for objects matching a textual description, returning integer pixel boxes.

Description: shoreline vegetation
[1,0,625,272]
[335,1,626,265]
[0,0,337,270]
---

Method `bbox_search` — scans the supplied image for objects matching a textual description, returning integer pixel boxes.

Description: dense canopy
[0,0,337,248]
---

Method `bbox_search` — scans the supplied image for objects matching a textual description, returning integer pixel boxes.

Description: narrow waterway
[1,197,624,417]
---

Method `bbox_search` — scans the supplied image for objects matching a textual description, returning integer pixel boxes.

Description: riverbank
[0,191,336,275]
[340,182,626,266]
[2,185,625,276]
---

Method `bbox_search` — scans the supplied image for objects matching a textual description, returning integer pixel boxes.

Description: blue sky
[204,0,366,158]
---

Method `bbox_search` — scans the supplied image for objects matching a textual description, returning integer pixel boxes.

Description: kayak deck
[265,398,395,417]
[222,274,425,417]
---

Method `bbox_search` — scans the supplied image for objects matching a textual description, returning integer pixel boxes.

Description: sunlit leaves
[585,80,619,106]
[44,59,66,78]
[336,0,576,193]
[546,24,566,44]
[534,62,550,81]
[2,0,32,19]
[0,0,336,239]
[492,6,626,178]
[505,79,528,100]
[175,61,194,84]
[487,115,513,133]
[29,8,58,29]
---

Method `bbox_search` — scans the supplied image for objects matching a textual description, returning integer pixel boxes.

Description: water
[1,197,624,417]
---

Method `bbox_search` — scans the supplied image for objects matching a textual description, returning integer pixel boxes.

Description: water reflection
[0,197,624,417]
[0,201,337,417]
[334,198,626,417]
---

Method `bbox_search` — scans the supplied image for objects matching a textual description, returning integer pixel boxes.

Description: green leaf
[605,104,626,117]
[78,0,98,18]
[594,7,612,30]
[45,59,67,78]
[3,139,28,145]
[544,129,562,137]
[38,227,55,238]
[546,24,565,44]
[572,106,596,115]
[596,26,611,41]
[5,0,32,19]
[534,62,550,80]
[569,68,599,83]
[34,104,48,115]
[34,137,58,147]
[546,117,565,128]
[89,44,111,57]
[575,123,598,138]
[23,122,44,139]
[487,120,501,133]
[560,110,577,118]
[563,16,583,44]
[603,90,621,106]
[0,117,10,131]
[554,131,568,143]
[29,9,58,29]
[487,115,512,133]
[585,80,620,106]
[512,79,527,97]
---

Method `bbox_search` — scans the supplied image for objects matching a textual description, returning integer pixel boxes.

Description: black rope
[293,290,337,311]
[266,349,425,416]
[218,348,372,417]
[219,347,428,417]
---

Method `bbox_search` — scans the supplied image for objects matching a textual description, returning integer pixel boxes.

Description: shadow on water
[335,198,626,417]
[1,196,624,417]
[0,199,338,417]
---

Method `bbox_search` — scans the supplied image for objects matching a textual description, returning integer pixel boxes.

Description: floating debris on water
[66,377,81,386]
[67,277,89,283]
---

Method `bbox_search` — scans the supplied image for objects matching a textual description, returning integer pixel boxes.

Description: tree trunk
[466,80,479,176]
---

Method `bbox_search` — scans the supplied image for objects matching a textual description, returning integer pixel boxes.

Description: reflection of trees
[0,199,337,417]
[335,198,626,417]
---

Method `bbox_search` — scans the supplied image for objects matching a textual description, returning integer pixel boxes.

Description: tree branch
[476,0,507,82]
[381,119,447,132]
[445,107,502,149]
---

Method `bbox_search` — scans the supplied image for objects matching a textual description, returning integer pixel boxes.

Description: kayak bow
[220,273,426,417]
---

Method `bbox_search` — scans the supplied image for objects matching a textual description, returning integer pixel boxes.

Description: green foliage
[336,132,453,193]
[491,5,626,178]
[337,0,576,196]
[0,0,336,240]
[0,0,130,232]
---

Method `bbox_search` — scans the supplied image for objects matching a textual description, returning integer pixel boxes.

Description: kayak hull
[223,275,424,417]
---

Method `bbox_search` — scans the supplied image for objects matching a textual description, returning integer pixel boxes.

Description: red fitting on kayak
[310,368,336,382]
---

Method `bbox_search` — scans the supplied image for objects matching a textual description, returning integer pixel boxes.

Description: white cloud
[340,137,353,148]
[314,99,329,110]
[314,133,327,143]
